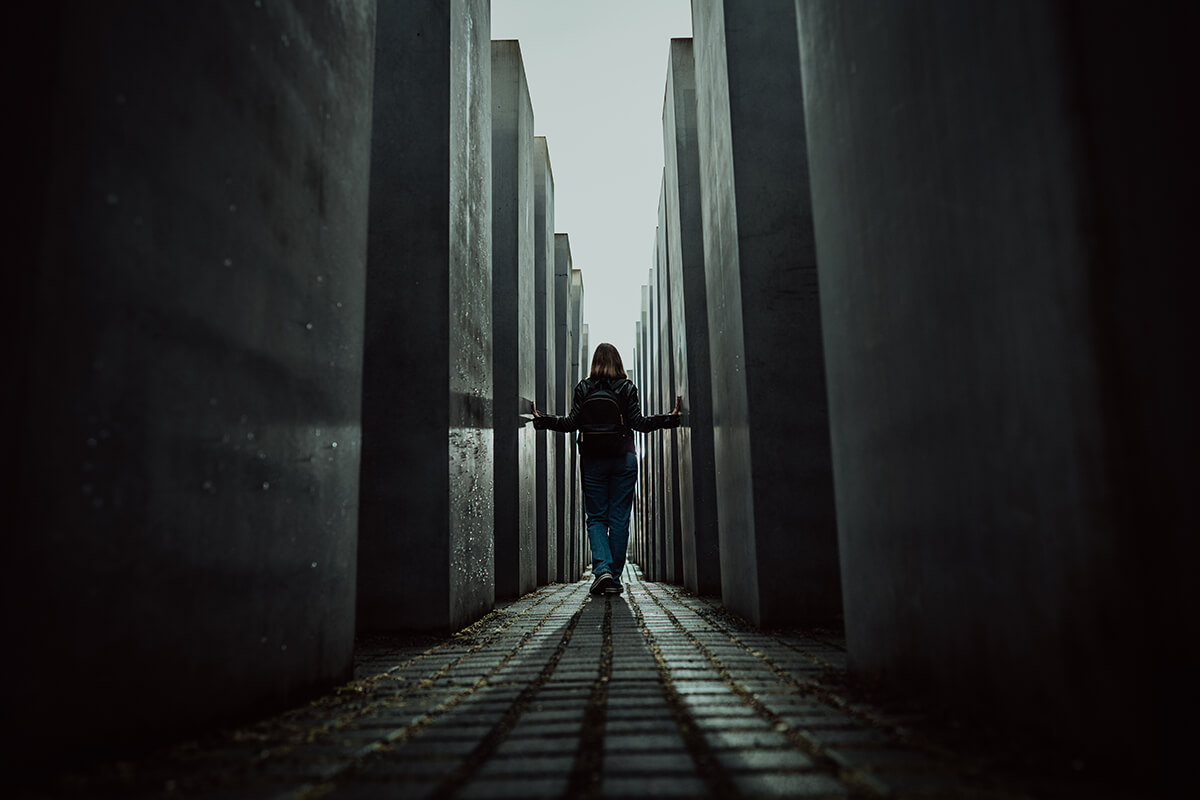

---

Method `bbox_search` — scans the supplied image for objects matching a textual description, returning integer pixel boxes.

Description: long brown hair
[589,342,626,381]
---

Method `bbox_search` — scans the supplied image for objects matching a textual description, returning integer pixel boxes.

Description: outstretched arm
[626,384,682,432]
[531,382,586,432]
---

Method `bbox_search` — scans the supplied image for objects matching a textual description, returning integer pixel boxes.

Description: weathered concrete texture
[577,279,588,581]
[653,226,668,582]
[663,38,721,596]
[576,321,585,582]
[657,181,683,584]
[359,0,493,632]
[7,0,376,762]
[632,327,644,567]
[692,0,841,627]
[635,319,648,571]
[651,276,662,584]
[797,0,1195,765]
[491,41,537,601]
[645,267,665,583]
[644,309,653,567]
[553,234,573,581]
[567,269,586,581]
[640,287,653,579]
[581,325,590,376]
[533,137,558,586]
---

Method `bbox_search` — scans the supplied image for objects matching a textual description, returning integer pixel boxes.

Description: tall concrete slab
[565,311,576,580]
[645,266,664,582]
[643,281,662,582]
[571,271,585,379]
[359,0,493,632]
[663,38,721,595]
[797,0,1195,768]
[691,0,841,627]
[653,228,667,581]
[553,234,573,581]
[566,320,578,582]
[657,181,683,584]
[633,322,645,569]
[8,1,375,763]
[533,137,558,586]
[643,281,652,575]
[491,41,536,601]
[568,269,586,581]
[640,287,652,578]
[580,322,590,574]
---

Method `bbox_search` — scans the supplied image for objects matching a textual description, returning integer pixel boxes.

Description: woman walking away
[531,342,681,595]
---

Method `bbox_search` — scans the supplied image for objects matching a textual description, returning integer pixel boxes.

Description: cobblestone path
[30,570,1059,799]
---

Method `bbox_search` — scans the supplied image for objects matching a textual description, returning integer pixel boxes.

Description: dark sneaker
[590,573,615,595]
[605,578,623,594]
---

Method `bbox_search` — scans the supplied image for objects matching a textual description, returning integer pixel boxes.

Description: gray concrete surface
[645,268,665,582]
[579,311,586,585]
[649,273,662,584]
[637,288,654,579]
[567,269,586,582]
[797,0,1196,766]
[691,0,841,627]
[491,41,537,602]
[358,0,494,633]
[6,0,376,766]
[5,0,379,767]
[662,38,721,597]
[553,234,573,583]
[656,180,684,585]
[632,319,644,567]
[534,137,559,587]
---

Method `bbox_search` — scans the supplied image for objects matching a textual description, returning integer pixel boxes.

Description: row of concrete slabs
[9,0,592,767]
[633,0,1195,771]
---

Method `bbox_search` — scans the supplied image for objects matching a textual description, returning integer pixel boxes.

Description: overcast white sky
[491,0,693,394]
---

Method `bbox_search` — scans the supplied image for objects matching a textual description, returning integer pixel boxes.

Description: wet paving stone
[458,775,568,799]
[494,736,580,755]
[604,719,681,735]
[733,771,851,797]
[714,747,818,772]
[356,756,463,779]
[606,750,698,774]
[603,733,689,752]
[601,774,709,798]
[323,779,440,799]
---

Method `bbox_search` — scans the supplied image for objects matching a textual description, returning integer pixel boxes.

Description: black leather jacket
[532,377,680,455]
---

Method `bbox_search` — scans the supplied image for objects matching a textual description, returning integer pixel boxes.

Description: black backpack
[577,380,629,457]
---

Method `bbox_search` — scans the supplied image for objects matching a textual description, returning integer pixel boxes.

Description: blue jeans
[579,452,638,581]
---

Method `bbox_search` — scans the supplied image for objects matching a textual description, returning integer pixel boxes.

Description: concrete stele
[633,314,641,568]
[568,268,586,580]
[359,0,494,632]
[641,285,652,578]
[553,234,573,582]
[797,0,1196,764]
[10,1,375,759]
[638,307,648,571]
[663,38,721,595]
[691,0,841,626]
[656,178,683,584]
[533,136,558,586]
[645,266,663,582]
[491,40,537,601]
